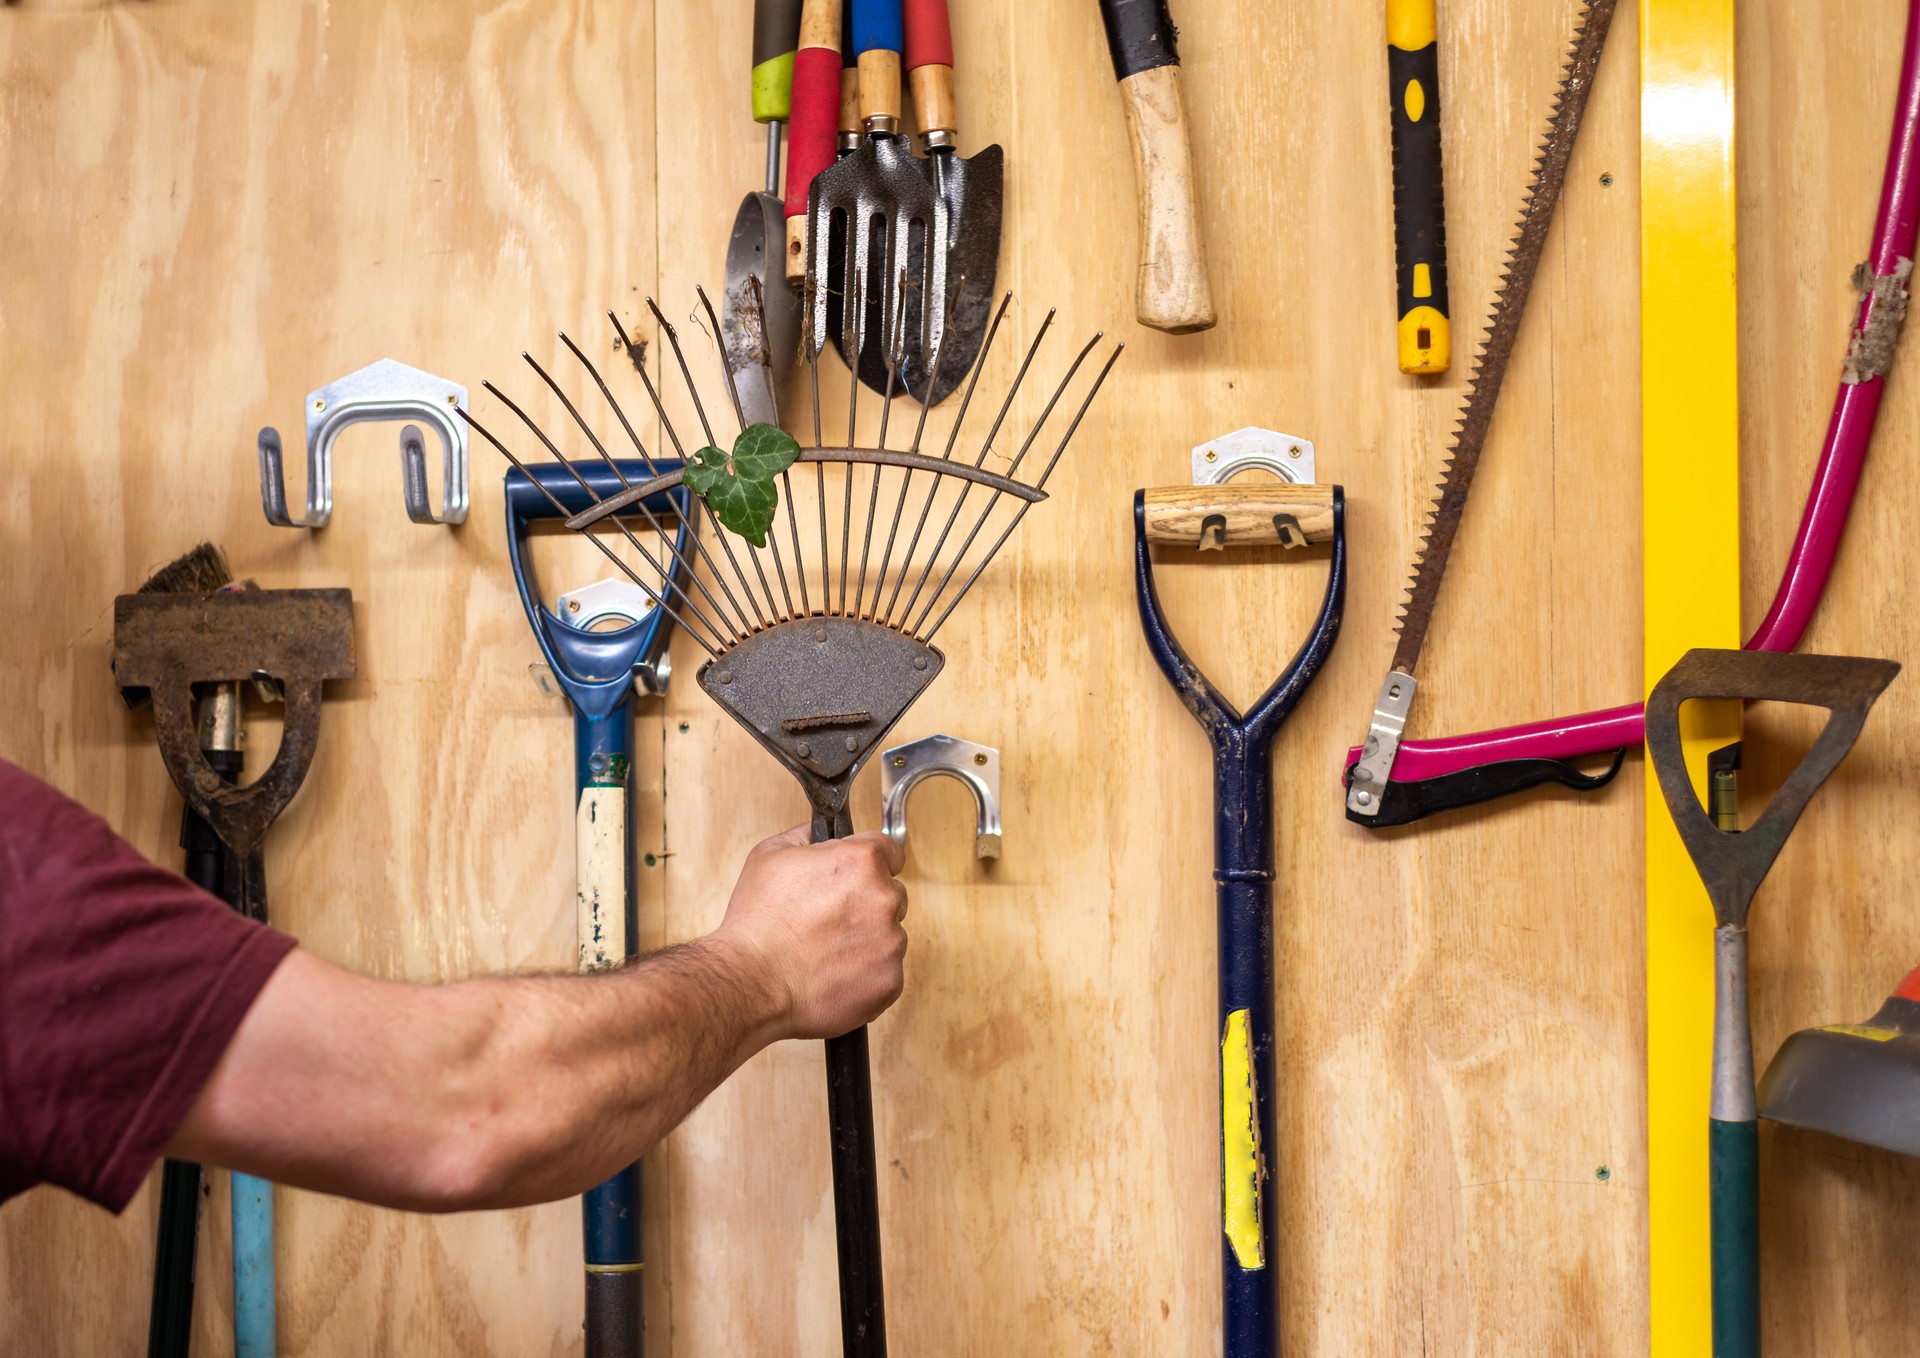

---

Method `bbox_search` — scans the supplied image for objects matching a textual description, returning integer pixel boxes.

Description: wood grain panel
[1739,1,1920,1353]
[0,0,1911,1353]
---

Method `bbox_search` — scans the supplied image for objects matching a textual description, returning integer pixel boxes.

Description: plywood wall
[0,0,1915,1353]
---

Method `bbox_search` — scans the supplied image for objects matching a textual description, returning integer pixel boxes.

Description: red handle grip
[785,45,842,219]
[903,0,952,70]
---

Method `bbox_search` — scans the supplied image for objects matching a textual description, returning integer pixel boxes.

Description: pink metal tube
[1347,1,1920,790]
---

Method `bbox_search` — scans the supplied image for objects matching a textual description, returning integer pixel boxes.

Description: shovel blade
[1761,971,1920,1157]
[724,190,799,428]
[900,143,1004,406]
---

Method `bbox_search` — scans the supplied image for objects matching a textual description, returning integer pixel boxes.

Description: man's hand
[713,826,909,1041]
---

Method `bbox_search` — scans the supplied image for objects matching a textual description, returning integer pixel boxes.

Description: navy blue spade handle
[506,461,689,1358]
[1132,487,1346,1358]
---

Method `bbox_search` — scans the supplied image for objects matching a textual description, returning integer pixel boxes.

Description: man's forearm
[171,935,788,1212]
[170,825,908,1214]
[454,935,789,1207]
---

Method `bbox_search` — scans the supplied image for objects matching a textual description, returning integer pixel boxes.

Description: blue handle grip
[232,1172,276,1358]
[852,0,902,55]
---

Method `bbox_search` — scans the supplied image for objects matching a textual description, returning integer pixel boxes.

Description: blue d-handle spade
[1132,484,1346,1358]
[506,460,690,1358]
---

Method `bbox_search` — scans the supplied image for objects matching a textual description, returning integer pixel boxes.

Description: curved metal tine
[879,291,1014,627]
[601,314,763,638]
[656,296,787,622]
[801,303,831,615]
[746,273,812,616]
[464,408,722,657]
[480,380,737,650]
[894,310,1059,631]
[559,330,757,641]
[257,426,324,527]
[922,342,1123,644]
[853,272,912,617]
[696,287,796,618]
[624,305,771,632]
[867,279,965,620]
[838,266,866,615]
[526,346,749,644]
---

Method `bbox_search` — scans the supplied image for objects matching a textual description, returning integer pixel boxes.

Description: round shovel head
[725,190,799,425]
[1760,992,1920,1158]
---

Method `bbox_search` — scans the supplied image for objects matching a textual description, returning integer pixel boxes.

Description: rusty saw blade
[1347,0,1620,820]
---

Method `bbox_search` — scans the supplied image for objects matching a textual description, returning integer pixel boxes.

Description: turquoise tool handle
[232,1171,276,1357]
[1709,1117,1760,1357]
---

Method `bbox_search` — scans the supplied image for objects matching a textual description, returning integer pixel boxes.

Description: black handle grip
[1097,0,1180,80]
[755,0,804,67]
[147,746,239,1358]
[1388,36,1450,370]
[1345,750,1627,827]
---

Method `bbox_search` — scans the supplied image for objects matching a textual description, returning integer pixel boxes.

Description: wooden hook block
[1142,484,1335,551]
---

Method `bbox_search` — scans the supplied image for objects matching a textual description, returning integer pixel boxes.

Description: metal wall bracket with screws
[257,358,470,528]
[1192,427,1316,486]
[880,734,1003,860]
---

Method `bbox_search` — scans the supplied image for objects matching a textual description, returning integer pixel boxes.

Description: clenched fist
[714,826,909,1041]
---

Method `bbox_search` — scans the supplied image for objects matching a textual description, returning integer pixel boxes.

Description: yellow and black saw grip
[1387,0,1450,373]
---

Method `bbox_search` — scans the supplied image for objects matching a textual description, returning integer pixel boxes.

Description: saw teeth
[1385,0,1618,675]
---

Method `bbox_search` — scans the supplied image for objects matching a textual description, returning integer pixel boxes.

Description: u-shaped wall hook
[880,734,1003,860]
[257,358,469,527]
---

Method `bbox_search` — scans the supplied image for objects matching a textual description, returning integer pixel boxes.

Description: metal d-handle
[1133,487,1347,760]
[880,734,1003,860]
[257,358,469,527]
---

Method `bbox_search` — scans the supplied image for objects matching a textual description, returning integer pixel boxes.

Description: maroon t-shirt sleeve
[0,759,297,1212]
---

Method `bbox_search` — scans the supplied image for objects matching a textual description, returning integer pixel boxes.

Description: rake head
[465,288,1120,829]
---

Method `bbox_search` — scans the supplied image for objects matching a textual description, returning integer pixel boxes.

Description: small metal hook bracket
[880,734,1002,860]
[257,358,469,527]
[1192,427,1316,486]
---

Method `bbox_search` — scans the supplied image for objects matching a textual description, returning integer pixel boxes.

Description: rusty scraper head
[113,588,356,862]
[1646,648,1899,928]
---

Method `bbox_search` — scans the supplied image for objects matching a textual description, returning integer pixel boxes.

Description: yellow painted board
[1641,1,1743,1354]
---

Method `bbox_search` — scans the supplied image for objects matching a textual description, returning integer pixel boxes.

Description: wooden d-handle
[1142,484,1335,550]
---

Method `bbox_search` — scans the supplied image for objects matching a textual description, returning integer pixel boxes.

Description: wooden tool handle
[1387,0,1451,372]
[853,0,903,127]
[1142,484,1335,550]
[1117,66,1215,333]
[904,0,955,140]
[1098,0,1214,333]
[783,0,842,281]
[753,0,803,123]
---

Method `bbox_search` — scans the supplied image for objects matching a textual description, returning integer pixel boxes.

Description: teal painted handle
[1709,1117,1760,1357]
[232,1171,276,1357]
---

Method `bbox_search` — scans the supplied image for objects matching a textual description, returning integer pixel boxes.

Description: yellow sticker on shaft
[1221,1008,1265,1269]
[1820,1024,1899,1042]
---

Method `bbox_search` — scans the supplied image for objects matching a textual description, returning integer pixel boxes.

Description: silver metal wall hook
[1192,427,1316,486]
[257,358,470,527]
[880,734,1003,860]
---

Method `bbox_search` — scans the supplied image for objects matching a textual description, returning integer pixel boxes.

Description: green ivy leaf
[683,423,802,547]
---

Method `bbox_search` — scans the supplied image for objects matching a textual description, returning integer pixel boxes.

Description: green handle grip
[753,0,803,122]
[1709,1117,1761,1358]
